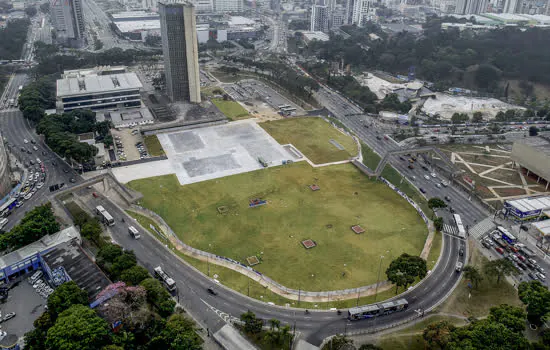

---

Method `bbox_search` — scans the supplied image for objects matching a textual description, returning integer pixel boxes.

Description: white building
[194,0,214,12]
[213,0,243,13]
[503,0,520,13]
[50,0,85,48]
[455,0,488,14]
[311,0,330,32]
[56,71,143,113]
[352,0,375,27]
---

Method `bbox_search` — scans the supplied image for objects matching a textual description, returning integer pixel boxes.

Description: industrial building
[504,196,550,221]
[159,0,201,103]
[50,0,86,48]
[0,226,110,298]
[0,132,11,199]
[56,68,143,113]
[511,137,550,190]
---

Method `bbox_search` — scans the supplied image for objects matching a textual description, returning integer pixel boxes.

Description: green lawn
[128,162,427,291]
[143,135,165,157]
[426,231,442,271]
[212,98,250,120]
[261,117,357,164]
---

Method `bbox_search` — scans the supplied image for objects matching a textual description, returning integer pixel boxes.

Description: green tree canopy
[462,265,483,289]
[487,304,526,334]
[148,313,202,350]
[386,253,427,294]
[120,265,150,286]
[46,305,112,350]
[428,197,447,209]
[423,320,455,349]
[446,319,529,350]
[518,280,550,325]
[140,278,176,317]
[483,259,518,285]
[47,281,89,318]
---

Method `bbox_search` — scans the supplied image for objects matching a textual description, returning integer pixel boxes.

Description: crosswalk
[443,224,458,236]
[469,217,496,239]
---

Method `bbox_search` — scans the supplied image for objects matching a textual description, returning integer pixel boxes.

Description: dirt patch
[492,187,527,198]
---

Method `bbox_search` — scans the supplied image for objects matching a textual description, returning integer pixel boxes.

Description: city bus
[0,198,17,217]
[154,266,176,292]
[277,104,291,109]
[95,205,115,226]
[281,107,297,113]
[453,214,466,239]
[348,299,409,320]
[128,226,141,239]
[497,226,517,244]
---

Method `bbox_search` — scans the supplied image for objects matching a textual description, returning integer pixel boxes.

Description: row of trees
[36,110,113,163]
[0,204,59,251]
[240,311,293,350]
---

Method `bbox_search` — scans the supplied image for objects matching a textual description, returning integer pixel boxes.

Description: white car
[424,175,430,180]
[24,192,33,200]
[33,146,38,151]
[36,182,44,189]
[431,173,437,178]
[23,139,29,144]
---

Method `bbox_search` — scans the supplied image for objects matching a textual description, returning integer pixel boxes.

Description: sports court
[156,119,298,185]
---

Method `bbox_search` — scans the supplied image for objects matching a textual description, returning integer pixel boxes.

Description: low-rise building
[511,137,550,191]
[56,72,143,113]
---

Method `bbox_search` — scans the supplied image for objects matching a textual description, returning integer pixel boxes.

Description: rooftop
[63,66,127,78]
[533,219,550,237]
[0,226,80,270]
[507,195,550,212]
[514,136,550,156]
[301,31,329,42]
[96,107,154,127]
[42,238,111,299]
[114,20,160,32]
[57,73,143,97]
[228,16,255,26]
[111,11,159,20]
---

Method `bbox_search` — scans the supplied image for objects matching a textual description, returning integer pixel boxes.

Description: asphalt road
[77,187,465,345]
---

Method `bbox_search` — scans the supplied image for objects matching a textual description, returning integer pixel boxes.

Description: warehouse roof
[57,73,143,97]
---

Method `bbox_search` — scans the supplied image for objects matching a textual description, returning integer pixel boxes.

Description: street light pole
[374,255,385,302]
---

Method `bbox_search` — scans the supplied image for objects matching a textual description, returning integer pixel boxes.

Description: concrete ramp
[213,324,257,350]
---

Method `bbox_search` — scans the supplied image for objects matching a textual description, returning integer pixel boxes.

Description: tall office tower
[158,0,201,103]
[345,0,355,24]
[455,0,488,14]
[352,0,374,27]
[310,0,330,32]
[50,0,85,48]
[503,0,519,13]
[194,0,214,12]
[213,0,243,12]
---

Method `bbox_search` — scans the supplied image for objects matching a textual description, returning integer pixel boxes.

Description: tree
[462,265,483,289]
[81,220,102,243]
[140,278,176,317]
[148,313,202,350]
[475,64,499,90]
[321,335,354,350]
[518,280,550,325]
[433,217,444,231]
[529,126,539,137]
[47,281,89,318]
[386,253,427,294]
[240,311,263,334]
[487,304,526,334]
[428,197,447,209]
[451,113,469,124]
[120,265,150,286]
[45,305,112,350]
[446,319,529,350]
[25,6,38,17]
[472,112,483,123]
[483,259,518,284]
[423,320,455,349]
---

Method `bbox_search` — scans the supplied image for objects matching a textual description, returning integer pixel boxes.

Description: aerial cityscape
[1,0,550,349]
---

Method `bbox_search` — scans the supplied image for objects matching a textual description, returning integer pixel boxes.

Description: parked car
[2,312,15,322]
[495,247,504,255]
[419,188,426,194]
[444,196,451,201]
[528,272,538,280]
[430,172,437,178]
[424,175,430,180]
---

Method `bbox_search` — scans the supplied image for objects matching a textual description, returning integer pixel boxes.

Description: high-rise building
[345,0,355,24]
[194,0,214,12]
[503,0,519,13]
[50,0,85,48]
[455,0,487,14]
[213,0,243,13]
[311,0,330,32]
[352,0,374,27]
[159,0,201,103]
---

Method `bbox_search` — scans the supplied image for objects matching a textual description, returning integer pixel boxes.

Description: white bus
[128,226,140,239]
[497,226,517,244]
[453,214,466,239]
[277,104,291,109]
[96,205,115,226]
[154,266,176,292]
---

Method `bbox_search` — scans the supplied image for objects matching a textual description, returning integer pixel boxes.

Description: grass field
[128,210,412,308]
[128,162,427,291]
[260,117,357,164]
[143,135,165,157]
[212,98,250,120]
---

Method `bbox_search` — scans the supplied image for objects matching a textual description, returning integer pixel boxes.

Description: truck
[520,246,536,258]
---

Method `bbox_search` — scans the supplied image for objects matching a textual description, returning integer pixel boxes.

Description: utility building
[159,0,201,103]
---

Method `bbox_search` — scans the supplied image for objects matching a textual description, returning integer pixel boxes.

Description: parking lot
[110,129,149,162]
[0,275,48,338]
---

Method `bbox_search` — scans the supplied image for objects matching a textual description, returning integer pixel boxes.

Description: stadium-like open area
[128,160,428,291]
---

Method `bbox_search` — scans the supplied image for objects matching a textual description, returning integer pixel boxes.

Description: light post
[374,255,385,302]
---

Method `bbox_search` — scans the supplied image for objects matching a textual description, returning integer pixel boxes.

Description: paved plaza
[113,120,299,185]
